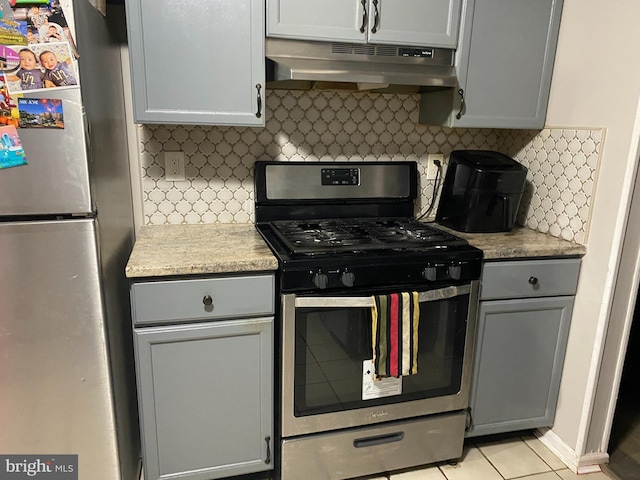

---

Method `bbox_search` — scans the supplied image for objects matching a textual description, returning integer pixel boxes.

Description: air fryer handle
[502,194,513,230]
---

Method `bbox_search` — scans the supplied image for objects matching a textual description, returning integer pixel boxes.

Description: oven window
[293,294,469,416]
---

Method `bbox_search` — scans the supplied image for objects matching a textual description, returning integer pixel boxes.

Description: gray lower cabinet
[131,274,274,480]
[466,258,580,437]
[419,0,563,129]
[125,0,265,126]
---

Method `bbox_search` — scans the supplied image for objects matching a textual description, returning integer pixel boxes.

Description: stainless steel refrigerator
[0,2,140,479]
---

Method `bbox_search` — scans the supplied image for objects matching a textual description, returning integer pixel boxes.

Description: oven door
[281,281,480,438]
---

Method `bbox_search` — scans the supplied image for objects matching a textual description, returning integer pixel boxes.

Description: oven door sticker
[362,359,402,400]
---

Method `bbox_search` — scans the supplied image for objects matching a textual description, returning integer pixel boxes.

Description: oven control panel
[321,168,360,186]
[281,254,482,293]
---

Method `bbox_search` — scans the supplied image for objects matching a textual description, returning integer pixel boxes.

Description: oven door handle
[293,284,471,308]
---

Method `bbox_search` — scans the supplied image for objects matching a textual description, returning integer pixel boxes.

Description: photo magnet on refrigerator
[0,124,26,169]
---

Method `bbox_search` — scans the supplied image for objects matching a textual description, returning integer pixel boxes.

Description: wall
[139,91,498,224]
[138,90,602,246]
[504,128,603,244]
[538,0,640,466]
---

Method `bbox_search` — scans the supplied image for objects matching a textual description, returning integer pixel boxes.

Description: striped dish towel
[371,292,420,378]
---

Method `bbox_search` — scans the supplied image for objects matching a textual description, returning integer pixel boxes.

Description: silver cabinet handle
[202,295,213,306]
[528,276,539,286]
[294,284,472,308]
[255,84,263,119]
[455,88,465,119]
[371,0,380,33]
[359,0,367,33]
[265,435,271,464]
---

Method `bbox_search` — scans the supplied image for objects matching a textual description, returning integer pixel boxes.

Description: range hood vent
[266,38,457,94]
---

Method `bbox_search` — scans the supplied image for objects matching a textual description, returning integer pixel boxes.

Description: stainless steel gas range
[254,161,483,480]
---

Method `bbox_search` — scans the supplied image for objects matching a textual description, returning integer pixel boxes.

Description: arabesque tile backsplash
[138,90,603,245]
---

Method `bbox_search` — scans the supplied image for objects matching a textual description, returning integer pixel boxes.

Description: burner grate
[270,218,466,254]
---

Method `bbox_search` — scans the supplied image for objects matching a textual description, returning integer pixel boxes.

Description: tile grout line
[474,436,566,480]
[518,435,567,473]
[504,468,564,480]
[473,440,509,479]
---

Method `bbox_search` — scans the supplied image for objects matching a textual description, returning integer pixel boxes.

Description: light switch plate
[165,151,185,181]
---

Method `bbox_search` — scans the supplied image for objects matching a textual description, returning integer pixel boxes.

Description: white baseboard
[577,453,610,474]
[534,428,609,474]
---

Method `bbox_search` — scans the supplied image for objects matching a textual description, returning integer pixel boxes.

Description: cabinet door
[267,0,366,43]
[267,0,461,47]
[419,0,563,128]
[466,296,573,437]
[126,0,265,126]
[134,318,273,480]
[368,0,461,48]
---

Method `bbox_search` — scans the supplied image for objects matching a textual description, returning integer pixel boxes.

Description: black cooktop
[256,218,482,292]
[269,217,468,254]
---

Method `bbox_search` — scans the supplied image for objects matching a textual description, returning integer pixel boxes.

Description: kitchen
[2,1,639,480]
[126,0,640,476]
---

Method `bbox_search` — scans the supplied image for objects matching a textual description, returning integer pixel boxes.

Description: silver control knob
[341,271,355,287]
[422,265,437,281]
[449,263,462,280]
[312,272,329,289]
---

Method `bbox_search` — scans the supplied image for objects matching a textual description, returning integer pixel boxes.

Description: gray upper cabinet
[419,0,563,129]
[267,0,462,48]
[125,0,265,126]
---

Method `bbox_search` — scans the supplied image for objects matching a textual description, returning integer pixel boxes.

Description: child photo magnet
[4,41,77,94]
[11,0,79,57]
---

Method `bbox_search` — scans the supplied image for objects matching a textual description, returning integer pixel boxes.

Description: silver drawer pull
[354,431,404,448]
[203,295,213,306]
[528,276,539,286]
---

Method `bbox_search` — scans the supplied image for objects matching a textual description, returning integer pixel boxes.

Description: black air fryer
[435,150,528,233]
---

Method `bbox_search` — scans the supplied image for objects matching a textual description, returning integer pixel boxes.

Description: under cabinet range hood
[266,38,457,93]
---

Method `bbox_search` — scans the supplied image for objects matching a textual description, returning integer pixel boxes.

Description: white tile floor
[362,435,613,480]
[140,434,614,480]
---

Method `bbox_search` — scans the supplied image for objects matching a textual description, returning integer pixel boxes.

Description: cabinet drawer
[281,412,465,480]
[131,274,275,326]
[480,259,580,300]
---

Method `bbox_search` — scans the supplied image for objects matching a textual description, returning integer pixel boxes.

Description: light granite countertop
[125,223,278,279]
[125,223,586,279]
[434,225,586,260]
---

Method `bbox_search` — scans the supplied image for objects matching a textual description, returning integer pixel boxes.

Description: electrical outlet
[426,153,444,180]
[165,151,185,181]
